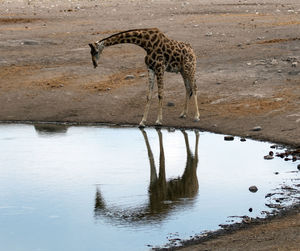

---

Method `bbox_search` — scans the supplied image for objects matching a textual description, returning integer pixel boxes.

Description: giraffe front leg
[139,69,155,128]
[155,75,164,126]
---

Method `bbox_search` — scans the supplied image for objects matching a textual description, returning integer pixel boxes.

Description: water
[0,124,299,251]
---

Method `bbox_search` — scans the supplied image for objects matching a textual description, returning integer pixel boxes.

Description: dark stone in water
[249,208,253,212]
[249,185,258,193]
[240,138,246,142]
[297,164,300,170]
[224,136,234,141]
[264,155,274,160]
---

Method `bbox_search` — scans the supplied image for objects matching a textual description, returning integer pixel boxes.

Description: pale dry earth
[0,0,300,250]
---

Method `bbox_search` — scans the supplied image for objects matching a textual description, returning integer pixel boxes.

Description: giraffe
[89,28,200,127]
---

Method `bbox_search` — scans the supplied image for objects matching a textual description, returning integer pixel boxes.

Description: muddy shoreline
[1,119,300,149]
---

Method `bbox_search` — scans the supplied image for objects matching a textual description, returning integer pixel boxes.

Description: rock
[224,136,234,141]
[240,138,246,142]
[167,102,175,107]
[168,128,176,132]
[249,185,258,193]
[292,62,298,67]
[297,164,300,170]
[205,32,213,36]
[242,216,252,223]
[252,126,262,131]
[269,151,274,156]
[271,59,278,65]
[249,208,253,212]
[22,40,39,45]
[124,75,135,80]
[139,73,146,78]
[264,155,274,160]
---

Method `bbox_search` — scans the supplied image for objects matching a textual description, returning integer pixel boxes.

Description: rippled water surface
[0,124,299,251]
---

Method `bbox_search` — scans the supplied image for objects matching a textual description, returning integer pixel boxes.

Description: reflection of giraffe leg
[140,129,157,184]
[194,130,200,158]
[156,129,167,197]
[139,68,155,128]
[181,130,192,155]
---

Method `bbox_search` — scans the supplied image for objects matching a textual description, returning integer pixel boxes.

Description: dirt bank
[1,0,299,250]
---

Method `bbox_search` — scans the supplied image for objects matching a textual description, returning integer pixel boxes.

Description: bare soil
[0,0,299,250]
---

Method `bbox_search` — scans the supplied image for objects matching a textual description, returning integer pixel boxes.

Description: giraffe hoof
[179,114,187,119]
[138,122,146,128]
[193,117,200,122]
[155,120,162,127]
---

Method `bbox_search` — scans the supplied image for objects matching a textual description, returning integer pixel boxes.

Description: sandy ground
[0,0,300,250]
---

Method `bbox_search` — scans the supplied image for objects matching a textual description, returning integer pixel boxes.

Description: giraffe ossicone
[89,28,200,127]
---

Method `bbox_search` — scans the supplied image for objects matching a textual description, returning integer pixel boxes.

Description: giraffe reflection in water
[94,129,199,224]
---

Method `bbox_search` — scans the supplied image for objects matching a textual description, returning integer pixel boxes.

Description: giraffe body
[89,28,200,127]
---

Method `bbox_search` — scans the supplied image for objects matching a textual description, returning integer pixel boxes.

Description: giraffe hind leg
[180,76,191,119]
[192,78,200,121]
[180,76,200,122]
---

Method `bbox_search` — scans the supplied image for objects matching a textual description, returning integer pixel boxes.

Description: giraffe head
[88,41,105,68]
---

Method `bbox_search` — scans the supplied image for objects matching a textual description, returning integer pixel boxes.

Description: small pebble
[249,185,258,193]
[264,155,274,160]
[297,164,300,170]
[271,59,278,65]
[124,75,135,80]
[249,208,253,212]
[224,136,234,141]
[240,138,246,142]
[252,126,262,131]
[167,102,175,107]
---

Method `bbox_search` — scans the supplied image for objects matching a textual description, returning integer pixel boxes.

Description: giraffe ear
[89,43,97,52]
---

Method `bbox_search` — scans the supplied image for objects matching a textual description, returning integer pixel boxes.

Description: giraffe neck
[98,28,162,53]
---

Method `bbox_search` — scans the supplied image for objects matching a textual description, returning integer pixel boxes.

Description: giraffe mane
[98,28,160,42]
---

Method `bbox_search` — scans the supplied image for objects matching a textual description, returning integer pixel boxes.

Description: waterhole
[0,124,299,250]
